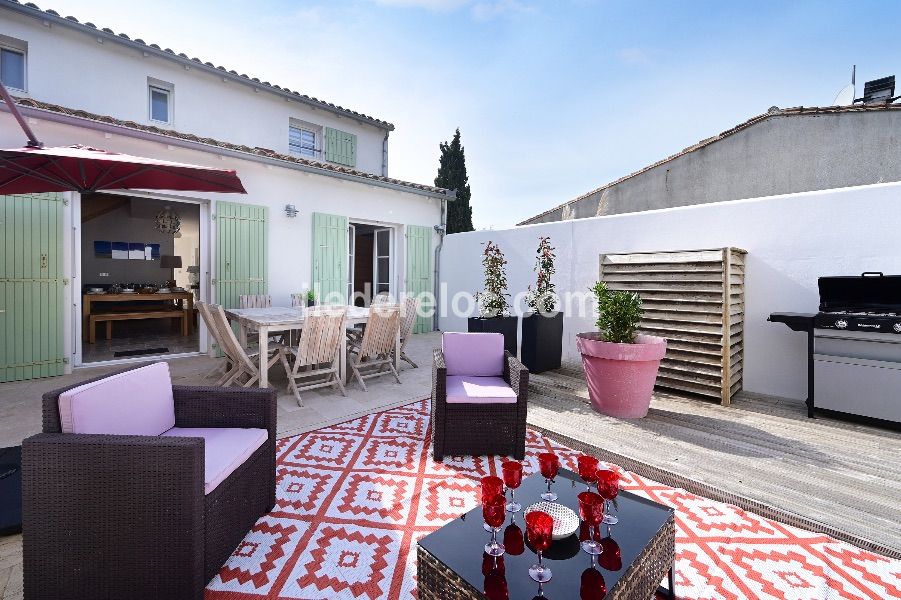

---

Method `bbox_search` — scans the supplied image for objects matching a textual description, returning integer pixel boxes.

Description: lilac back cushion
[58,362,175,435]
[442,332,505,377]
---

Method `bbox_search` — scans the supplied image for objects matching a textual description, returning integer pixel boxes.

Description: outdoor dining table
[223,305,398,389]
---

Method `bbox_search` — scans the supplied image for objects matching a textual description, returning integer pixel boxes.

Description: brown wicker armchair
[431,333,528,461]
[22,366,277,600]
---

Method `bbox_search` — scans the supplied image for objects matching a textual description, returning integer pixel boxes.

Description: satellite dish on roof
[833,84,855,106]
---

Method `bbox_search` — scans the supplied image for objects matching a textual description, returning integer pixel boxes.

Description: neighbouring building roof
[4,95,452,197]
[518,102,901,225]
[2,0,395,131]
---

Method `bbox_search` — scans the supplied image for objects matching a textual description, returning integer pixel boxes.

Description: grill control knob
[894,323,901,333]
[835,319,849,329]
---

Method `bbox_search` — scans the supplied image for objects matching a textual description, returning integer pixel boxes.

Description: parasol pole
[0,80,43,148]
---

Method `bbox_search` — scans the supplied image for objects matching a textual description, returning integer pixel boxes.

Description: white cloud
[471,0,534,20]
[617,47,651,66]
[372,0,470,10]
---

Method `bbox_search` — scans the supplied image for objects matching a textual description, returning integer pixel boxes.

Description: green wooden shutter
[0,193,65,382]
[312,212,348,305]
[323,127,357,167]
[215,201,267,309]
[405,224,433,333]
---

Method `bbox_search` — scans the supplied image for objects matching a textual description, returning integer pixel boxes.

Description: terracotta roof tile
[518,103,901,225]
[2,0,395,130]
[7,96,449,196]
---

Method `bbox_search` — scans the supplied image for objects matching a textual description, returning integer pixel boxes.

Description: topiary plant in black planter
[521,236,563,373]
[468,240,518,355]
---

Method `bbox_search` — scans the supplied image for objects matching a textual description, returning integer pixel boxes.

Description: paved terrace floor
[2,337,900,598]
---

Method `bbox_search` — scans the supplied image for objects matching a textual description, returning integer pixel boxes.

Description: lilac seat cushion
[446,375,517,404]
[442,332,505,377]
[58,362,175,435]
[162,427,268,495]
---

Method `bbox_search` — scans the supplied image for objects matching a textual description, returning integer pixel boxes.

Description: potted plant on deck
[468,241,518,355]
[521,236,563,373]
[577,282,667,418]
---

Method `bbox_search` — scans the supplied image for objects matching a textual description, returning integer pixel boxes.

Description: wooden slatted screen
[599,248,747,406]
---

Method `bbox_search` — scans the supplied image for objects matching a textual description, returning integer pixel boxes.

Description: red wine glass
[537,453,560,501]
[501,460,523,513]
[577,455,600,491]
[483,494,507,557]
[580,566,607,600]
[596,469,620,525]
[503,522,525,556]
[525,510,554,583]
[599,536,622,571]
[482,475,504,532]
[483,553,508,600]
[577,491,605,555]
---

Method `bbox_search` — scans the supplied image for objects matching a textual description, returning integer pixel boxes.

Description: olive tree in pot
[577,282,667,418]
[468,241,517,355]
[521,236,563,373]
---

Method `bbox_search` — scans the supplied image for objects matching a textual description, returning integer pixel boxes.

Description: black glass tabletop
[418,467,674,599]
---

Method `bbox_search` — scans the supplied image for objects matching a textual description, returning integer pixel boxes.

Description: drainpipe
[381,131,389,176]
[432,193,449,331]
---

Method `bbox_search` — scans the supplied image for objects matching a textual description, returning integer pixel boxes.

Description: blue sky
[50,0,901,228]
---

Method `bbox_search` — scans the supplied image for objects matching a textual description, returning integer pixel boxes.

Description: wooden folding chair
[205,303,279,388]
[275,308,347,406]
[398,296,420,369]
[197,301,236,385]
[347,305,401,391]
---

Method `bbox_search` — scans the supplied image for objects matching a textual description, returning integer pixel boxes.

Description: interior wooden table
[82,291,194,342]
[224,305,399,389]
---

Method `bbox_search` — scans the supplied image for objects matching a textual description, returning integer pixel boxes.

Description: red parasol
[0,81,246,195]
[0,144,247,194]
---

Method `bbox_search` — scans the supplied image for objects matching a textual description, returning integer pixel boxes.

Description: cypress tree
[435,128,473,233]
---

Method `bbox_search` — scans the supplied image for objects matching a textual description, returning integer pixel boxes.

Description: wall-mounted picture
[111,241,129,259]
[93,240,112,259]
[95,241,161,260]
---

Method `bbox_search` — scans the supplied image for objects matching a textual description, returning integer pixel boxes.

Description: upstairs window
[289,125,317,157]
[149,84,171,124]
[0,47,26,92]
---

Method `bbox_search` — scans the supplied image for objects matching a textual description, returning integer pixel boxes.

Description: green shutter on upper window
[324,127,357,167]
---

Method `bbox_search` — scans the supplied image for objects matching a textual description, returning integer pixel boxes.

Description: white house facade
[0,1,451,379]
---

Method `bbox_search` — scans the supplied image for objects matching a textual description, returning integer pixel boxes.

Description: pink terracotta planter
[576,333,667,418]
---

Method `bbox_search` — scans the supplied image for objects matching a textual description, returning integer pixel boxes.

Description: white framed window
[148,81,172,124]
[0,46,27,92]
[289,125,317,157]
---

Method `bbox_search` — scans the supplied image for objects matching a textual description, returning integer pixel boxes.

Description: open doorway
[349,222,392,306]
[80,193,201,363]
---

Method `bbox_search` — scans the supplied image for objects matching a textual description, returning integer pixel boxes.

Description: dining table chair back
[277,307,347,405]
[348,305,401,391]
[398,296,420,368]
[239,295,272,309]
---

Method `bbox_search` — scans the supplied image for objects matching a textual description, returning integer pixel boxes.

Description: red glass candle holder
[537,453,560,502]
[577,455,600,490]
[596,469,620,525]
[483,494,506,557]
[525,510,554,583]
[501,460,523,513]
[577,491,605,555]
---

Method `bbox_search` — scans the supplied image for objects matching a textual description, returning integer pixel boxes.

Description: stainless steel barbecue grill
[769,272,901,426]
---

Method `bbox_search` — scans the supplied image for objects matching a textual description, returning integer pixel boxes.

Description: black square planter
[521,311,563,374]
[467,316,518,356]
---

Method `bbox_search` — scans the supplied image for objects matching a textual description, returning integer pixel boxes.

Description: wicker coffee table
[417,468,675,599]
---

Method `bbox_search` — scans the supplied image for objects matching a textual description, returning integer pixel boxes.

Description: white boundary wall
[439,182,901,402]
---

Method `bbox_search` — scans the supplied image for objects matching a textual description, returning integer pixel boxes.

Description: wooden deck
[527,364,901,558]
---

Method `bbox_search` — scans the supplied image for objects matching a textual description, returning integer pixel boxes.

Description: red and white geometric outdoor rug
[205,398,901,600]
